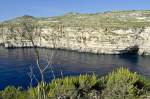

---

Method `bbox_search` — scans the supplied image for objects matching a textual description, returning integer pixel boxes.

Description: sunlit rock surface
[1,10,150,55]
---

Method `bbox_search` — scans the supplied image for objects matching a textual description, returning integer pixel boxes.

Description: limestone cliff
[1,10,150,55]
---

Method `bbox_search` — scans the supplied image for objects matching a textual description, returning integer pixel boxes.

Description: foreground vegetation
[1,68,150,99]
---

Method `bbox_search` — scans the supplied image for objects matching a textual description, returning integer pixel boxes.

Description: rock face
[1,11,150,55]
[0,26,150,55]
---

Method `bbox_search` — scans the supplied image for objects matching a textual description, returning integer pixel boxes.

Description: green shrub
[47,73,104,98]
[0,67,150,99]
[27,87,38,99]
[0,86,27,99]
[102,68,150,99]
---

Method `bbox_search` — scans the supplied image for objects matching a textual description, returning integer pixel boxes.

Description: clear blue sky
[0,0,150,21]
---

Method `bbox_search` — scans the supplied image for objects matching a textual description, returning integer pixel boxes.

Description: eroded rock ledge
[1,11,150,55]
[0,26,150,55]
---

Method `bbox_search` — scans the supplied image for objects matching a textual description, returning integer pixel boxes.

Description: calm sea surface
[0,47,150,90]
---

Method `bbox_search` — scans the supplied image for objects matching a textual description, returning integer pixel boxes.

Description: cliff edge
[1,10,150,55]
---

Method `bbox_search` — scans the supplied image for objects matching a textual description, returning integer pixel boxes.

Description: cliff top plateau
[1,10,150,29]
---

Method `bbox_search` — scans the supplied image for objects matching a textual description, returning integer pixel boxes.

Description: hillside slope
[1,10,150,55]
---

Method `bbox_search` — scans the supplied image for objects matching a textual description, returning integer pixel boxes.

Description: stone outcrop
[0,26,150,55]
[1,11,150,55]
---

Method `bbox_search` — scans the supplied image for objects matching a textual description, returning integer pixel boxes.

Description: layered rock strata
[0,26,150,55]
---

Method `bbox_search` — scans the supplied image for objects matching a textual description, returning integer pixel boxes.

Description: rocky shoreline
[1,27,150,55]
[1,11,150,55]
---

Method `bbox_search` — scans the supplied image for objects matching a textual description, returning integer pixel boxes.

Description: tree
[20,21,56,99]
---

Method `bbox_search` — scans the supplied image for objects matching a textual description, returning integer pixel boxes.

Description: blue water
[0,47,150,90]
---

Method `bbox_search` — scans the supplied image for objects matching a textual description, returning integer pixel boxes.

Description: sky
[0,0,150,21]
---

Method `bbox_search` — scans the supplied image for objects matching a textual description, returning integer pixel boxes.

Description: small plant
[0,86,27,99]
[102,68,150,99]
[47,73,104,98]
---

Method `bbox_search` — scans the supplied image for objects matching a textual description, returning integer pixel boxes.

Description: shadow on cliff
[119,45,139,55]
[118,45,139,64]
